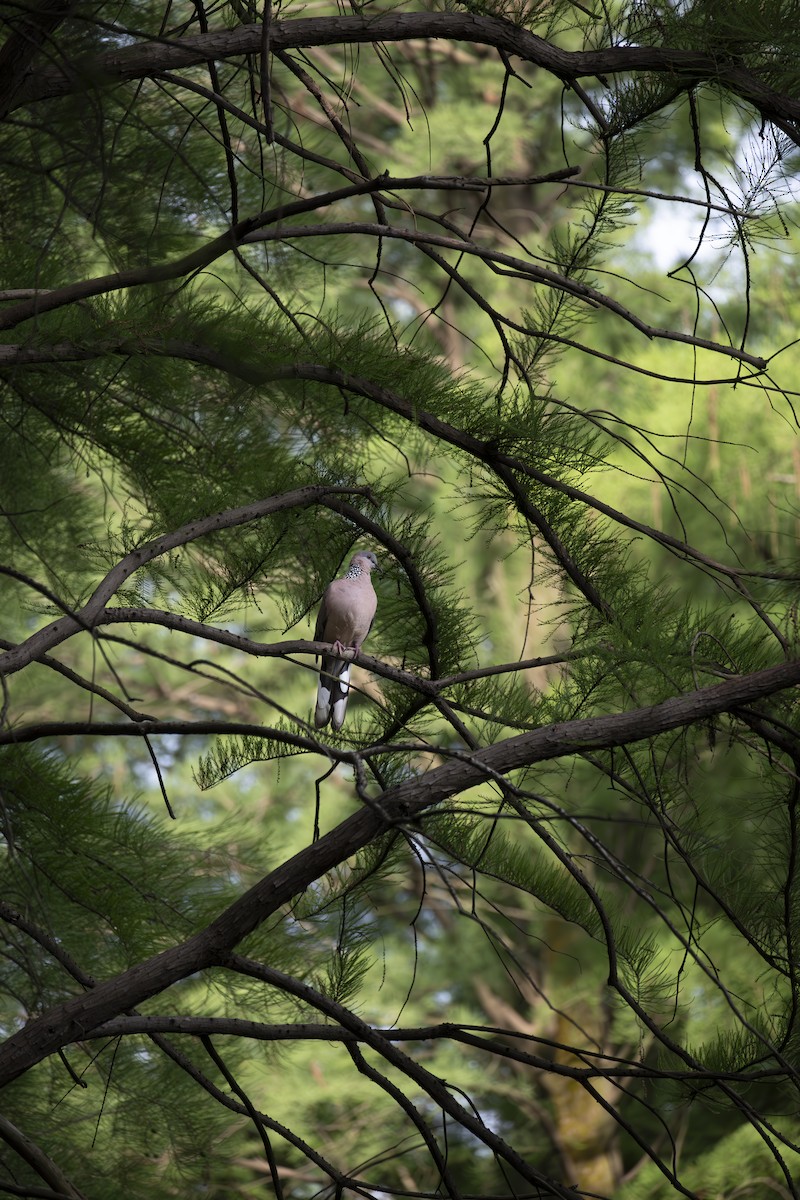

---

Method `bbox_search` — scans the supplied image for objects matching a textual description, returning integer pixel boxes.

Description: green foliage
[3,0,800,1197]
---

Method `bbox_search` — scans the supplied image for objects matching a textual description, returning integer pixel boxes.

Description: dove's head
[352,550,379,574]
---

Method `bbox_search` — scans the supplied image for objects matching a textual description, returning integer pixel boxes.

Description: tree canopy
[2,1,800,1197]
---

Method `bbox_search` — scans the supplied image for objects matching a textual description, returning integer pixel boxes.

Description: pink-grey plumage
[314,550,379,730]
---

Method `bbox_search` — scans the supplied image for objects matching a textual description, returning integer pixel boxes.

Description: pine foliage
[2,0,800,1197]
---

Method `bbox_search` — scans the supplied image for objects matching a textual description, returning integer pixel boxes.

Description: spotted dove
[314,550,378,730]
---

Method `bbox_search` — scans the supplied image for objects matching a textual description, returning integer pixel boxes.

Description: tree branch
[10,14,800,144]
[0,210,768,368]
[76,1013,789,1083]
[0,0,78,118]
[0,653,798,1086]
[0,486,372,677]
[0,1115,86,1200]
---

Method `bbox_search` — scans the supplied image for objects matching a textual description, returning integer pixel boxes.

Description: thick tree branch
[0,654,798,1086]
[0,1115,86,1200]
[10,14,800,144]
[0,0,78,118]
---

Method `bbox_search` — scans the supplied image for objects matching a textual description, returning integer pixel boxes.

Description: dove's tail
[315,655,351,730]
